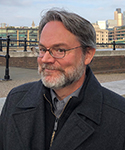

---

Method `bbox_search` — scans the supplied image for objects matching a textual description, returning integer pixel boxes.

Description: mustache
[41,64,64,72]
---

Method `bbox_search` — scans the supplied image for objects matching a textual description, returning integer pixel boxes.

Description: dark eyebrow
[38,43,45,47]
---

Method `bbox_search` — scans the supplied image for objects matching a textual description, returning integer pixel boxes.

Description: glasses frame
[37,45,83,59]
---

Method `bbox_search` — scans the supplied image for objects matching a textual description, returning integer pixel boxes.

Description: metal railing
[1,36,125,52]
[96,41,125,50]
[0,36,11,80]
[0,36,125,81]
[0,36,38,52]
[0,36,38,80]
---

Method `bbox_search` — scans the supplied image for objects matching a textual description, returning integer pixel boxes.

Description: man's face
[37,21,86,90]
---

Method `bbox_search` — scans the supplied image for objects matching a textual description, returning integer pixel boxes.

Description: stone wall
[90,55,125,73]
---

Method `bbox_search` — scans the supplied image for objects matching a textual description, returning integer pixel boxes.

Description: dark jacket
[1,67,125,150]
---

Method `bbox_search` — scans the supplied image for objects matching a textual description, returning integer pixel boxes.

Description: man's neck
[53,74,85,100]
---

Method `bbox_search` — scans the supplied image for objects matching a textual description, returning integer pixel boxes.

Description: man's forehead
[39,42,69,48]
[40,21,80,48]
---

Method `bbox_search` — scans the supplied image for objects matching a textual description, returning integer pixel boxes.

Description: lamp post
[4,35,11,80]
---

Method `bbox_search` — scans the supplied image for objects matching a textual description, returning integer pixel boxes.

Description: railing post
[0,37,2,51]
[4,35,11,80]
[113,41,116,50]
[24,37,27,51]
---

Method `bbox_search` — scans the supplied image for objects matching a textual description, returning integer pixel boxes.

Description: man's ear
[84,48,95,65]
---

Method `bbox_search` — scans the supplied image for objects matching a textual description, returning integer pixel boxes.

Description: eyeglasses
[37,45,82,59]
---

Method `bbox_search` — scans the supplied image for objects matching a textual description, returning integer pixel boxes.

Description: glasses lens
[51,47,65,58]
[37,46,65,58]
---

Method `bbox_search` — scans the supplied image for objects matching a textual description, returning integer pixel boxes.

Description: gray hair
[39,8,96,53]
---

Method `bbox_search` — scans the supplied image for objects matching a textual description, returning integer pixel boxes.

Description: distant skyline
[0,0,125,27]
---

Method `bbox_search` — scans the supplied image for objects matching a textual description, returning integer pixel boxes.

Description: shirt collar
[50,85,83,106]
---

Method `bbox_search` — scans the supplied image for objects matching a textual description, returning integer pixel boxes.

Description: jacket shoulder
[4,80,42,105]
[10,81,39,95]
[2,80,43,114]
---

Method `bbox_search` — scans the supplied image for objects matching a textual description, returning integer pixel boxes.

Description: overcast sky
[0,0,125,27]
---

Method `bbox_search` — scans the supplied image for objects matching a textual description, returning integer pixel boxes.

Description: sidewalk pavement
[101,80,125,96]
[0,66,125,113]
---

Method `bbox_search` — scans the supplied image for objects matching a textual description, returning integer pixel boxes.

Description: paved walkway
[101,80,125,96]
[0,66,125,113]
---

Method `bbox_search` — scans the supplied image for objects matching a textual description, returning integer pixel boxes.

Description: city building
[108,26,125,44]
[106,20,117,29]
[96,21,106,29]
[92,23,108,43]
[123,11,125,25]
[32,21,35,28]
[116,8,121,13]
[114,8,123,26]
[0,23,7,28]
[1,7,125,50]
[0,27,39,49]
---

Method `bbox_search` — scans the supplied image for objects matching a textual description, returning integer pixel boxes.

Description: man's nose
[41,51,55,63]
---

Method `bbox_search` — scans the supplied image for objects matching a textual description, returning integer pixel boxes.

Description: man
[0,8,125,150]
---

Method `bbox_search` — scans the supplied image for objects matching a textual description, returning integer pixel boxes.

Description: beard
[38,55,85,90]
